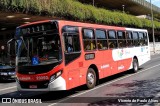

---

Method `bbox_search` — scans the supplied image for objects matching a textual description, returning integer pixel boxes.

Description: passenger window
[108,31,116,39]
[108,30,117,49]
[117,31,125,39]
[139,32,145,46]
[83,29,96,51]
[144,32,148,45]
[95,30,108,50]
[64,33,80,53]
[133,32,139,46]
[126,31,133,47]
[117,31,126,48]
[63,32,81,65]
[83,29,94,39]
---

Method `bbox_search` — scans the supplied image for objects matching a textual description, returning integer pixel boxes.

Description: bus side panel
[94,51,105,79]
[79,67,88,85]
[137,46,150,66]
[123,58,133,70]
[68,70,80,89]
[117,60,126,72]
[110,61,118,75]
[98,50,113,78]
[112,48,133,72]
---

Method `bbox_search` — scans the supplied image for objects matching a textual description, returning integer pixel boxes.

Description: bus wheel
[132,58,139,73]
[86,68,97,89]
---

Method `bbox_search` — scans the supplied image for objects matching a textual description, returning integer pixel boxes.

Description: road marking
[48,63,160,106]
[0,86,16,92]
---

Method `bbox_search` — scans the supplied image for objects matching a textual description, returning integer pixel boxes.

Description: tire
[86,68,97,89]
[132,58,139,73]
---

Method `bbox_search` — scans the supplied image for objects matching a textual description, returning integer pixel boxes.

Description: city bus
[12,20,150,91]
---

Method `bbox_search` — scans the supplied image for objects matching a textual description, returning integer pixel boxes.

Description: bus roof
[18,20,147,31]
[126,28,148,32]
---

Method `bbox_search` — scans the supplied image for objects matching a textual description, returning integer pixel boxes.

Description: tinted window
[117,31,125,39]
[96,30,108,50]
[108,31,116,39]
[126,31,132,39]
[63,32,81,65]
[83,29,94,39]
[95,30,106,39]
[108,30,117,48]
[133,32,139,46]
[126,31,133,47]
[117,31,126,48]
[144,32,148,45]
[139,32,144,40]
[64,34,80,53]
[133,32,139,40]
[83,29,96,51]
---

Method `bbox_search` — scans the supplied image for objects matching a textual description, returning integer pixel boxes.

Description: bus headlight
[50,70,62,83]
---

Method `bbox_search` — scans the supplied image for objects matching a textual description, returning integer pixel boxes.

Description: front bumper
[17,76,66,91]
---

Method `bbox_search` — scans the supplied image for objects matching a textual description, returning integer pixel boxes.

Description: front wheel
[132,58,139,73]
[86,68,97,89]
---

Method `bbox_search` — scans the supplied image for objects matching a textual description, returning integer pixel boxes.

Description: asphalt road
[1,54,160,106]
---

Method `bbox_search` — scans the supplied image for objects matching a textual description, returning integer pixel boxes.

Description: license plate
[29,85,37,89]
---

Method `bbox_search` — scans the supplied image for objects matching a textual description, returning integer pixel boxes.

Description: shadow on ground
[89,76,160,106]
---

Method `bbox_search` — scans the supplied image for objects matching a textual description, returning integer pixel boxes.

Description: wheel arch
[89,64,99,85]
[133,56,139,63]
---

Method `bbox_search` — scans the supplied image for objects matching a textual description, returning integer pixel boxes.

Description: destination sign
[15,22,57,37]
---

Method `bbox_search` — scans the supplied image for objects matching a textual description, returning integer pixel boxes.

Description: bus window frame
[144,32,148,46]
[117,30,126,48]
[95,29,108,51]
[107,30,118,49]
[138,32,146,46]
[82,28,97,52]
[133,31,140,46]
[126,31,133,47]
[62,26,81,65]
[62,32,81,54]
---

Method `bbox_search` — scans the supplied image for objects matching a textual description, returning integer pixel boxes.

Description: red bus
[13,20,150,91]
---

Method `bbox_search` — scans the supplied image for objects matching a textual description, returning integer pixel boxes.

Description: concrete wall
[150,42,160,55]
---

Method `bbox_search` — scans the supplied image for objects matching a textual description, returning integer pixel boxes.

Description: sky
[146,0,160,7]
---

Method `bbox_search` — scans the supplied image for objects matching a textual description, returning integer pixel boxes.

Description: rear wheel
[86,68,97,89]
[132,58,139,73]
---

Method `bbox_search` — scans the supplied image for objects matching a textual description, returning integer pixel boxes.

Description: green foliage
[0,0,160,30]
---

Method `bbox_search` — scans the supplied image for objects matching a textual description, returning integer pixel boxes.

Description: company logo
[2,98,11,103]
[101,64,109,69]
[118,65,124,70]
[117,49,124,58]
[2,98,42,104]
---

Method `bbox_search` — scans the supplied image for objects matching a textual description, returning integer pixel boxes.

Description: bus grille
[19,81,49,89]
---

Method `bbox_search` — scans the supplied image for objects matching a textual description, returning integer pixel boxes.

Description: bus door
[62,26,81,89]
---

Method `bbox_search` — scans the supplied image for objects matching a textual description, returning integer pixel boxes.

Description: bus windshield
[17,34,62,66]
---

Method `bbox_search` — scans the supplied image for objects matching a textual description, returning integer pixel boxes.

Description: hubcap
[87,72,95,85]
